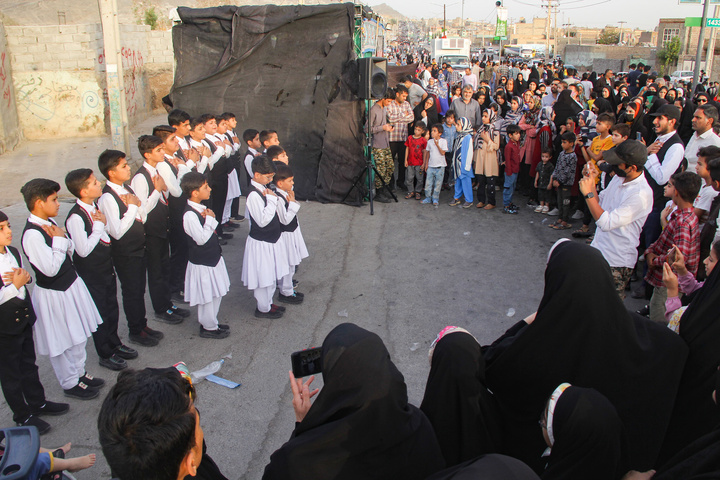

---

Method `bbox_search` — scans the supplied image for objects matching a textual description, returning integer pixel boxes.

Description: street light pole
[694,0,711,88]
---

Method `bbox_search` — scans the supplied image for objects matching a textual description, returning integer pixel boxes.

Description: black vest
[22,220,77,291]
[0,246,36,335]
[645,132,684,208]
[280,194,299,233]
[65,203,113,280]
[133,167,170,238]
[184,205,222,267]
[164,161,190,227]
[248,187,282,243]
[102,184,146,257]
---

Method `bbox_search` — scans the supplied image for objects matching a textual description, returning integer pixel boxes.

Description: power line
[561,0,612,9]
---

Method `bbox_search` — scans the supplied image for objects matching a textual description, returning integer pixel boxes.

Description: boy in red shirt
[502,124,522,214]
[404,124,428,199]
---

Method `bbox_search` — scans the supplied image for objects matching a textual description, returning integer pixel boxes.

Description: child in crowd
[216,115,242,230]
[20,179,104,399]
[0,210,69,434]
[693,146,720,229]
[97,150,164,347]
[243,129,262,184]
[27,442,96,479]
[199,114,232,241]
[131,135,189,325]
[273,163,307,304]
[180,172,231,339]
[422,123,447,206]
[242,155,289,319]
[475,108,500,211]
[610,123,630,146]
[187,118,211,175]
[534,149,554,214]
[449,117,475,208]
[267,145,289,165]
[441,110,457,188]
[405,124,428,199]
[645,171,702,324]
[167,109,193,165]
[662,241,719,333]
[548,132,578,230]
[221,112,246,222]
[64,169,137,372]
[502,124,522,214]
[260,130,280,153]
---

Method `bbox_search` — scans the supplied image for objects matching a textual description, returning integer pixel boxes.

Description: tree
[657,36,681,74]
[597,29,620,45]
[144,7,158,30]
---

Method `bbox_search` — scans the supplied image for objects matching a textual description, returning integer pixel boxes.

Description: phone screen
[636,132,642,141]
[291,347,323,377]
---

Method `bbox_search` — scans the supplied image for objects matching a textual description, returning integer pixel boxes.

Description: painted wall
[0,21,21,154]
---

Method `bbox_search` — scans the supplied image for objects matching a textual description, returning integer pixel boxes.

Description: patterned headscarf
[474,108,497,150]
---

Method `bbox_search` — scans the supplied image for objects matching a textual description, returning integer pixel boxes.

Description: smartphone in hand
[291,347,323,377]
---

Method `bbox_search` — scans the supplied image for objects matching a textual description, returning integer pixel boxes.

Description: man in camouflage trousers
[369,89,397,203]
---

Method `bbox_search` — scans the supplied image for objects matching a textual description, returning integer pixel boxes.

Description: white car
[670,70,694,84]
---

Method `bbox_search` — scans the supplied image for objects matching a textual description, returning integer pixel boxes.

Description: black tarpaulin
[170,4,365,203]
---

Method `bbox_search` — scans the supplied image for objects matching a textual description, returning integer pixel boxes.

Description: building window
[663,28,679,46]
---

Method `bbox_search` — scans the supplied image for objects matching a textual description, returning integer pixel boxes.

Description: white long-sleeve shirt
[130,162,165,215]
[21,214,74,278]
[276,189,300,225]
[203,134,225,170]
[98,181,146,240]
[188,138,210,174]
[645,131,685,186]
[246,180,278,227]
[160,156,190,197]
[245,147,260,178]
[65,200,110,258]
[0,248,26,303]
[183,201,219,246]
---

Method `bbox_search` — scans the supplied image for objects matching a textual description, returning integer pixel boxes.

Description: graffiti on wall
[97,47,147,122]
[0,52,11,108]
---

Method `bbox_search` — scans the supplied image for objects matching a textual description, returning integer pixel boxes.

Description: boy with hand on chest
[242,155,290,319]
[65,169,137,372]
[200,114,233,241]
[97,149,164,347]
[0,209,69,434]
[20,179,104,400]
[131,135,190,326]
[180,172,231,339]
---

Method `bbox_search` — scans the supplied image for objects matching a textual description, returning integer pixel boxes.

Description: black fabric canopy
[170,4,365,202]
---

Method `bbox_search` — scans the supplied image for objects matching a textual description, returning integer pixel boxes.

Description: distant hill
[371,3,408,21]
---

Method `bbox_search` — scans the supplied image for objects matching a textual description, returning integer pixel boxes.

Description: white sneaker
[547,208,559,216]
[542,206,549,214]
[571,210,584,220]
[534,205,544,213]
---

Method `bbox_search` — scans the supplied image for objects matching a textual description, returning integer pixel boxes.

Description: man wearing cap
[579,140,654,298]
[643,104,685,244]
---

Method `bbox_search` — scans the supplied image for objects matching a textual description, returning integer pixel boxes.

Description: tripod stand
[341,99,398,214]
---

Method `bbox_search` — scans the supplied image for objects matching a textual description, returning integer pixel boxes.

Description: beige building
[657,17,720,77]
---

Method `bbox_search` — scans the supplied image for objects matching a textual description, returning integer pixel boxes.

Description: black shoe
[220,233,234,240]
[278,292,304,304]
[232,215,245,221]
[63,382,100,400]
[99,354,128,371]
[374,193,391,203]
[255,306,284,319]
[129,331,160,347]
[636,305,650,317]
[171,305,191,318]
[293,291,304,299]
[155,309,184,324]
[218,238,228,246]
[199,327,230,339]
[143,326,164,339]
[217,324,230,331]
[31,401,69,417]
[271,303,286,312]
[17,415,51,435]
[222,222,238,231]
[114,344,139,359]
[171,291,188,304]
[79,372,105,388]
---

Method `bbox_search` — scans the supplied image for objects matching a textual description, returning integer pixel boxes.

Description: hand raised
[125,194,141,207]
[153,174,166,193]
[41,224,65,238]
[204,208,215,218]
[11,268,31,289]
[288,371,319,423]
[670,244,688,276]
[662,262,679,292]
[287,190,296,202]
[92,210,107,225]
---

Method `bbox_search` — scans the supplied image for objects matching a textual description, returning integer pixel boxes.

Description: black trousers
[0,326,46,422]
[168,220,188,295]
[113,254,148,335]
[389,141,407,188]
[81,270,122,359]
[477,175,496,205]
[145,235,173,314]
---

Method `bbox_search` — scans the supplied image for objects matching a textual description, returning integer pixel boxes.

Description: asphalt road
[0,189,646,479]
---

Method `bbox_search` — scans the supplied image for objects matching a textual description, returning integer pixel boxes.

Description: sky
[373,0,716,30]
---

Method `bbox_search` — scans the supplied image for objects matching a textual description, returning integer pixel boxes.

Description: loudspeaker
[358,57,388,100]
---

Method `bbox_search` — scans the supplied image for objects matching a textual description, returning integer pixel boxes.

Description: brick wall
[563,45,658,72]
[2,22,174,141]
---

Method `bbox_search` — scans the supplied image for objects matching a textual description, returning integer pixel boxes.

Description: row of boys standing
[0,109,307,434]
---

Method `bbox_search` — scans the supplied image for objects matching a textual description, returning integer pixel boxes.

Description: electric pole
[705,5,719,79]
[444,4,446,37]
[618,21,626,45]
[694,0,711,87]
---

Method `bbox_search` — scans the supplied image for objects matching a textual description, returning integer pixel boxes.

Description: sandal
[405,192,414,199]
[415,192,421,200]
[476,202,486,208]
[552,223,572,230]
[572,227,592,238]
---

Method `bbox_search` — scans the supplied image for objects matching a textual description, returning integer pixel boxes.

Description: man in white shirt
[684,104,720,173]
[461,68,478,93]
[542,81,560,107]
[579,140,653,298]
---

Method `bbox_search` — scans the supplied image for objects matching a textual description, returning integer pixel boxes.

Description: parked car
[670,70,694,84]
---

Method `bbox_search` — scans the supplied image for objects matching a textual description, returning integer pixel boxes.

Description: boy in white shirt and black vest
[180,172,231,339]
[97,149,164,347]
[20,179,104,400]
[199,114,234,241]
[0,210,69,434]
[242,155,289,319]
[223,112,246,222]
[65,169,138,371]
[131,135,190,326]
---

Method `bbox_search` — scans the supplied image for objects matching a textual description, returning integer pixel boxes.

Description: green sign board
[686,17,702,26]
[708,17,720,26]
